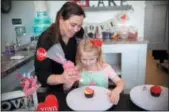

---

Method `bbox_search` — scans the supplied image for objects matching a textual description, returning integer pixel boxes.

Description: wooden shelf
[83,5,132,12]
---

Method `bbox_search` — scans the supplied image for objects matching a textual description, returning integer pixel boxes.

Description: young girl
[75,38,125,104]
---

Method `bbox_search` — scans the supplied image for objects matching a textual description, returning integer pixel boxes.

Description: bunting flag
[83,12,129,35]
[83,12,134,40]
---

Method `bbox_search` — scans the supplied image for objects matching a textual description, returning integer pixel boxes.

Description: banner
[83,12,129,34]
[83,18,117,34]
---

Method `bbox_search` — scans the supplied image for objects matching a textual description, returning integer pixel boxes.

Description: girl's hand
[107,89,120,105]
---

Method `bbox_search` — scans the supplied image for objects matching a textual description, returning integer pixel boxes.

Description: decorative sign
[36,94,59,111]
[97,0,127,7]
[83,18,116,34]
[1,91,35,111]
[36,47,47,61]
[83,11,130,34]
[1,97,26,111]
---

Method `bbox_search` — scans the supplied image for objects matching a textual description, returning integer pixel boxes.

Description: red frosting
[84,87,94,94]
[150,85,162,94]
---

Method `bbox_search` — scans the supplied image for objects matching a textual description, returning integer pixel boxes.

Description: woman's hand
[107,89,120,105]
[62,68,81,84]
[62,68,80,91]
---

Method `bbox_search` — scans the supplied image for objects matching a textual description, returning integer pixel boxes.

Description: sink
[19,43,36,51]
[20,48,31,51]
[10,55,24,60]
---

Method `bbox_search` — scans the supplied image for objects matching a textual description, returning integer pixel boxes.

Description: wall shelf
[83,5,132,12]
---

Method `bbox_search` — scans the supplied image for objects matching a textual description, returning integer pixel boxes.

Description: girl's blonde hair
[76,38,105,69]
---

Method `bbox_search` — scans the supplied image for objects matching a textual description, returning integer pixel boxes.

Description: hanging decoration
[119,12,129,23]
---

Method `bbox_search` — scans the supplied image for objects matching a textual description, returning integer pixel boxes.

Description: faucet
[16,37,20,47]
[15,26,26,48]
[15,36,21,51]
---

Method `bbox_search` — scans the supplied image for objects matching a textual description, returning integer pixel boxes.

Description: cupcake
[150,85,162,97]
[84,87,94,98]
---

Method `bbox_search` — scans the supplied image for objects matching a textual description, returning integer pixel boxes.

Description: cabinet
[1,60,34,93]
[102,43,147,93]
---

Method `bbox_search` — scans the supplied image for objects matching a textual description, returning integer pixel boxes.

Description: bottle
[10,41,15,54]
[5,42,13,56]
[95,26,101,39]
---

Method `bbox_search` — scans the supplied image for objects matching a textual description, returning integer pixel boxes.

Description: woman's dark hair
[42,2,85,43]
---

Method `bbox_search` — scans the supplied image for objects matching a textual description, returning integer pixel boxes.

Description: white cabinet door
[122,49,139,90]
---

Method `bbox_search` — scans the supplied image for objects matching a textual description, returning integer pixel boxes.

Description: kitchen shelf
[83,5,132,12]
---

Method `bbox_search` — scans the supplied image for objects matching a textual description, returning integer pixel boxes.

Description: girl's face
[80,51,98,70]
[60,15,84,38]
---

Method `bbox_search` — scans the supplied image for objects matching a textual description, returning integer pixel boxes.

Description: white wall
[1,1,35,52]
[46,1,146,40]
[1,1,146,52]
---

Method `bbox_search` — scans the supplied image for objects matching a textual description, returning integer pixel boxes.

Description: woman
[34,2,85,110]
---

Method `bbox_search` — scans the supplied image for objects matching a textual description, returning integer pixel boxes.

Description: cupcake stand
[66,86,113,111]
[130,84,168,111]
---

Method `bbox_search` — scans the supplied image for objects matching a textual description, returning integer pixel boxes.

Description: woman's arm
[47,74,65,85]
[47,70,79,86]
[35,32,63,87]
[62,66,81,91]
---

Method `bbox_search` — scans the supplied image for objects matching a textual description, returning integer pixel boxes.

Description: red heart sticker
[36,94,59,111]
[36,47,47,61]
[120,14,126,20]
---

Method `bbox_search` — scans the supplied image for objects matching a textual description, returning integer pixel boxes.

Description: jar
[5,42,15,56]
[117,26,128,40]
[128,26,138,41]
[102,32,112,40]
[120,31,128,40]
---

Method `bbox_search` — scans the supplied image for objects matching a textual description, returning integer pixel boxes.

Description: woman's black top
[34,27,83,92]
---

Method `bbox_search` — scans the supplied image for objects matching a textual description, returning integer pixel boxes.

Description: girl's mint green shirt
[79,63,118,88]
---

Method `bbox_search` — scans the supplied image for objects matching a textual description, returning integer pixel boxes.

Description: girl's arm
[103,63,125,93]
[111,76,125,94]
[109,76,124,104]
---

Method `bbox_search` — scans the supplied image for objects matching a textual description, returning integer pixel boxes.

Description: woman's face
[80,51,98,69]
[60,15,84,38]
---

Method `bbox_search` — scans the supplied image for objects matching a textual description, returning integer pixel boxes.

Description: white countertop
[103,39,148,44]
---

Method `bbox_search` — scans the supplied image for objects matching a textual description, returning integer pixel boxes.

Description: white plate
[66,86,113,110]
[130,85,168,111]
